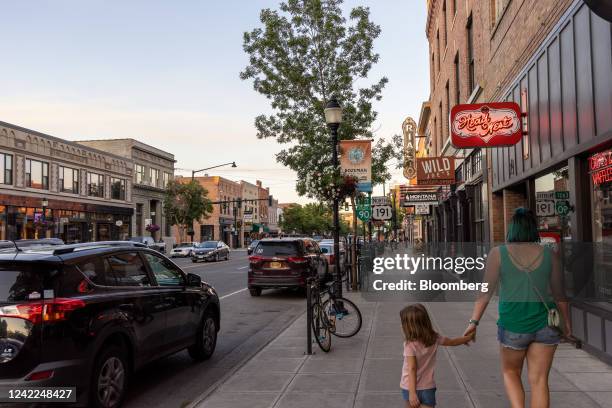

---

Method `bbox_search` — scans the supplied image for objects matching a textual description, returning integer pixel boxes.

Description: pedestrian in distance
[464,207,571,408]
[400,303,474,408]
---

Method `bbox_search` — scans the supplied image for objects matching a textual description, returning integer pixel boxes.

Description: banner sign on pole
[450,102,522,148]
[340,140,372,192]
[416,157,455,185]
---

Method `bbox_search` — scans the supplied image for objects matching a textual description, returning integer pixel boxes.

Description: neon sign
[450,102,522,148]
[589,150,612,186]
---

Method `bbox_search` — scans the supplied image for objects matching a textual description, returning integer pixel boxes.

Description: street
[123,250,307,408]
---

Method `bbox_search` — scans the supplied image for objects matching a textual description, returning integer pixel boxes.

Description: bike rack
[306,277,313,355]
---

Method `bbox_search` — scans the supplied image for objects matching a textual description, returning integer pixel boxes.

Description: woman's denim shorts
[401,388,436,406]
[497,325,561,350]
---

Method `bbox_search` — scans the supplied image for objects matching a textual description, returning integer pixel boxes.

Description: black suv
[0,242,220,407]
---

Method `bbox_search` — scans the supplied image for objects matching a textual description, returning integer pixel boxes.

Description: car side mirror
[186,272,202,287]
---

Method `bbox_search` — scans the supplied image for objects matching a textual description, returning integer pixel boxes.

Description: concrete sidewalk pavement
[193,294,612,408]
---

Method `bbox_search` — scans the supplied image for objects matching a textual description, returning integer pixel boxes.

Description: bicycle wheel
[322,297,362,338]
[312,303,331,352]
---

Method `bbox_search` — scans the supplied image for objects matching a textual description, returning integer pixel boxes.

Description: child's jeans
[401,388,436,406]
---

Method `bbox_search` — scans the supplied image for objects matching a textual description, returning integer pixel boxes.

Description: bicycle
[309,277,363,352]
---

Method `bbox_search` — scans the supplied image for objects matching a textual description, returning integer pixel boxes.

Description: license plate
[198,255,205,259]
[269,261,282,269]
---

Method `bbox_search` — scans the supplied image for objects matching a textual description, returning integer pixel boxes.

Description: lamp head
[324,97,342,126]
[231,161,237,168]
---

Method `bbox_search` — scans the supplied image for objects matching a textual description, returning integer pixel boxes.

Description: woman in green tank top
[464,208,571,408]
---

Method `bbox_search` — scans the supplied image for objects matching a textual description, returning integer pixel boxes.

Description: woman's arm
[464,246,501,337]
[550,249,571,336]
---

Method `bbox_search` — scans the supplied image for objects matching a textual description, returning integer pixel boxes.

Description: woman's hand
[463,323,477,343]
[409,393,421,408]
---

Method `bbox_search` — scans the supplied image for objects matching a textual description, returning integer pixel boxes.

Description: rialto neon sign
[450,102,522,148]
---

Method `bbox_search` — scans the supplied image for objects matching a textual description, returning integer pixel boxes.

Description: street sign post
[372,205,393,220]
[356,195,372,222]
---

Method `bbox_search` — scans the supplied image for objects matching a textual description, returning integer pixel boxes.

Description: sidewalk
[193,294,612,408]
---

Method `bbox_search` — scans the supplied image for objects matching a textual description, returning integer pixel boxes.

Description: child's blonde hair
[400,303,439,347]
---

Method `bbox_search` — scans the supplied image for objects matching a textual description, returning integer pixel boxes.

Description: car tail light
[25,369,54,381]
[249,255,263,263]
[288,256,308,264]
[0,298,86,324]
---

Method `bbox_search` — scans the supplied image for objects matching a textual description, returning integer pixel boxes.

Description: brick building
[422,0,612,364]
[182,176,242,246]
[0,121,134,242]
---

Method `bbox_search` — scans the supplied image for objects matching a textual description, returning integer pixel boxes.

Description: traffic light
[237,198,242,209]
[222,202,227,211]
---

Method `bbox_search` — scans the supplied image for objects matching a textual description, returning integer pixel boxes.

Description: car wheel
[90,344,128,408]
[192,258,198,263]
[225,252,229,261]
[188,311,217,361]
[249,287,262,297]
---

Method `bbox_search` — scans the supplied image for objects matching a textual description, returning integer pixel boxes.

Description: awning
[252,223,261,232]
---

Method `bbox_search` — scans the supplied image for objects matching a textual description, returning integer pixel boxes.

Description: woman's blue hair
[506,207,540,242]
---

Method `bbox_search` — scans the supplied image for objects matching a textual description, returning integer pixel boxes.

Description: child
[400,304,474,408]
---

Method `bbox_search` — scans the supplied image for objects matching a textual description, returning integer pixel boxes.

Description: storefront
[490,2,612,362]
[0,195,132,243]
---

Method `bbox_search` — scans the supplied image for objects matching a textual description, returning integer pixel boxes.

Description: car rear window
[0,262,63,302]
[254,242,300,256]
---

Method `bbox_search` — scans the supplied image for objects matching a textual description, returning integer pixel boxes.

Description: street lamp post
[325,97,343,296]
[191,161,237,180]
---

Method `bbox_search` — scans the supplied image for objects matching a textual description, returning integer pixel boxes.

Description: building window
[150,168,160,187]
[88,172,105,197]
[467,14,475,93]
[59,166,79,194]
[431,53,436,88]
[442,1,447,47]
[0,153,12,185]
[163,172,172,187]
[135,164,145,184]
[454,52,460,104]
[452,0,457,15]
[26,159,49,190]
[439,102,443,152]
[111,178,126,200]
[445,81,450,119]
[491,0,510,26]
[472,149,483,175]
[436,29,440,74]
[473,183,485,242]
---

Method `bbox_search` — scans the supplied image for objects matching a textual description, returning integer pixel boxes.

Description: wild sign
[416,157,455,185]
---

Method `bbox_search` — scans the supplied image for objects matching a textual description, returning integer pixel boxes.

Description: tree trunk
[350,195,358,291]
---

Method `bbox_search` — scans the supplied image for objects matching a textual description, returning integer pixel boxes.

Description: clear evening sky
[1,0,428,203]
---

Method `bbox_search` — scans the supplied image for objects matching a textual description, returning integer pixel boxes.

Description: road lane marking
[220,288,247,299]
[236,266,248,270]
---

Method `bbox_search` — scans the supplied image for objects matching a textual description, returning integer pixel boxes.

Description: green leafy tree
[164,179,213,242]
[241,0,399,200]
[280,202,348,235]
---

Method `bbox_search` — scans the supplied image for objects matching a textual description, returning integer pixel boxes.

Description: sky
[1,0,429,204]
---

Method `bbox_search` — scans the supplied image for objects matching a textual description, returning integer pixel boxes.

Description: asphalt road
[123,250,307,408]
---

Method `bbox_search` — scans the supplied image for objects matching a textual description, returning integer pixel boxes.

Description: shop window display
[534,166,571,241]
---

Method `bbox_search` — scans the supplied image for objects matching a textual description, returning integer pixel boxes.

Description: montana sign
[450,102,522,148]
[416,157,455,185]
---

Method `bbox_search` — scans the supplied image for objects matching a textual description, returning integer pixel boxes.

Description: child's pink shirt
[400,335,447,390]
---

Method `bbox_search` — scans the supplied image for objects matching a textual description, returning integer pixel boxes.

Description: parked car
[0,241,219,407]
[319,241,346,276]
[247,240,260,255]
[192,241,230,262]
[0,238,66,252]
[129,236,165,253]
[171,242,199,257]
[247,237,328,296]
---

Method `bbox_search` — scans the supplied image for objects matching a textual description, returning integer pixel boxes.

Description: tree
[241,0,398,200]
[163,179,213,242]
[280,202,348,235]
